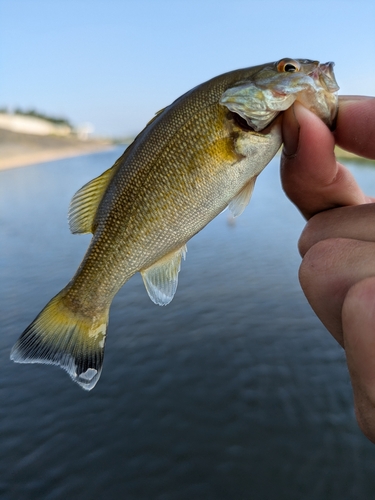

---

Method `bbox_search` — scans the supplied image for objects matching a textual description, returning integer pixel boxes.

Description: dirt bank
[0,128,116,171]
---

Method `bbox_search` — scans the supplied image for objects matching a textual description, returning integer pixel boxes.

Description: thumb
[342,276,375,443]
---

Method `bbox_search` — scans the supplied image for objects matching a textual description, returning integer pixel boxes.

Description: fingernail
[282,103,300,157]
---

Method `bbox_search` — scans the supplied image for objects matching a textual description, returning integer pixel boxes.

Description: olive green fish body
[69,77,282,307]
[11,59,339,390]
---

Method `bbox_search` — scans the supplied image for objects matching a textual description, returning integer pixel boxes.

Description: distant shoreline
[334,146,375,163]
[0,128,119,171]
[0,143,117,171]
[0,128,372,172]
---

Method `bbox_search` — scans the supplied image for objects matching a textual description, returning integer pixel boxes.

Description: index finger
[335,96,375,159]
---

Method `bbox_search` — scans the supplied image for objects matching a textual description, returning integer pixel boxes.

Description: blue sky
[1,0,374,137]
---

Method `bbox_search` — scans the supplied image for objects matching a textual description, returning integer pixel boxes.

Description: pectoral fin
[141,245,187,306]
[68,162,120,234]
[228,178,256,217]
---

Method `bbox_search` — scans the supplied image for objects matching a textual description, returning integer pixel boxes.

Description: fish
[10,58,339,390]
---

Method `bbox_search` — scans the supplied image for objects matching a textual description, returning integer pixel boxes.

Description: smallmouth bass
[11,58,339,390]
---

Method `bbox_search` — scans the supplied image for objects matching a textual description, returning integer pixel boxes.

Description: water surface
[1,150,375,499]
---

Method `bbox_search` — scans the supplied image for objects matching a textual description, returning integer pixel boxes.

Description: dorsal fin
[145,107,166,127]
[68,162,120,234]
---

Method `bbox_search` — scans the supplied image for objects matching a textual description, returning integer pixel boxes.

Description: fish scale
[11,58,339,390]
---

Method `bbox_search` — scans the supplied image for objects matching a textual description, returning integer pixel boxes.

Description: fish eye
[277,59,301,73]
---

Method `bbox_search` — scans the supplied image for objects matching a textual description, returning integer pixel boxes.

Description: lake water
[1,149,375,499]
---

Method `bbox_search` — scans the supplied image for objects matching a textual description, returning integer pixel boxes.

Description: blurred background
[1,1,375,499]
[1,0,374,138]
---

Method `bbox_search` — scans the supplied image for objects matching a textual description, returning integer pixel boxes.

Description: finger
[335,96,375,160]
[342,277,375,443]
[299,238,375,346]
[281,102,367,219]
[299,203,375,256]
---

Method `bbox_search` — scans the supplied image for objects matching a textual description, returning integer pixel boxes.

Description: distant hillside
[0,111,72,137]
[3,108,73,127]
[0,108,97,140]
[0,127,114,170]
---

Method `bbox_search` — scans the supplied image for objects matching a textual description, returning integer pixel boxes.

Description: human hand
[281,96,375,442]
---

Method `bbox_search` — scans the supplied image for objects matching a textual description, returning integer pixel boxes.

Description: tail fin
[10,291,109,391]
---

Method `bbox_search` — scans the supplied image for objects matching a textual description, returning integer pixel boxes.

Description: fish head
[220,58,339,131]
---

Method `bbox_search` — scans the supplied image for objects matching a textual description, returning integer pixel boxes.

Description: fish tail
[10,290,109,391]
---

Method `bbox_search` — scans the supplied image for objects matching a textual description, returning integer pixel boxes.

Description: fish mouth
[220,58,340,132]
[308,61,339,93]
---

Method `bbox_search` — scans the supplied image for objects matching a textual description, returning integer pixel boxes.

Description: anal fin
[141,245,187,306]
[228,178,256,217]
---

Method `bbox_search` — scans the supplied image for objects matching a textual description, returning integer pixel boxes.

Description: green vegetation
[0,106,72,129]
[335,146,375,163]
[14,108,72,128]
